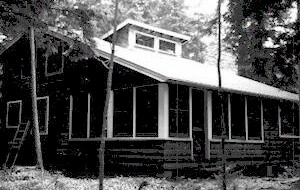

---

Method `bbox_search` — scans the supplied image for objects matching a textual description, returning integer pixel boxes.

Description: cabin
[0,19,299,177]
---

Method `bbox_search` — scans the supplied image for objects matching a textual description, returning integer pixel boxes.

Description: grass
[0,166,299,190]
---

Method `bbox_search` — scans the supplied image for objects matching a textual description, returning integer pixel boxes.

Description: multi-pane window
[159,40,176,54]
[169,84,190,138]
[231,94,246,140]
[37,97,49,135]
[136,86,158,137]
[6,100,22,128]
[212,91,229,139]
[135,33,154,48]
[211,92,263,142]
[247,96,262,140]
[70,93,104,139]
[113,89,133,137]
[113,85,159,138]
[280,101,299,137]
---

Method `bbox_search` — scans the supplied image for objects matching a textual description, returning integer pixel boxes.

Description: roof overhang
[101,19,191,44]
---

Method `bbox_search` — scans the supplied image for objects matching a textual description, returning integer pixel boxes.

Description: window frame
[278,101,300,138]
[6,100,22,128]
[133,31,177,55]
[134,31,155,51]
[168,84,191,139]
[44,42,65,77]
[158,38,176,55]
[110,85,161,140]
[210,92,264,143]
[69,93,90,139]
[37,96,49,135]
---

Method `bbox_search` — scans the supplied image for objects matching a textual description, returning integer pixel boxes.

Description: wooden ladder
[5,121,31,168]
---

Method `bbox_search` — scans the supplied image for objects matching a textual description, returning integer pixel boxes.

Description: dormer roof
[101,19,191,44]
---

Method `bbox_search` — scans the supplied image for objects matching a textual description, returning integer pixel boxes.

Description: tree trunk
[296,0,300,172]
[98,0,118,189]
[29,27,44,170]
[217,0,226,189]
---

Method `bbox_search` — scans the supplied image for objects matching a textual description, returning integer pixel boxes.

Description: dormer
[101,19,190,57]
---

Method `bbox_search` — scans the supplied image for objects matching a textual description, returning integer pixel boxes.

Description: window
[247,96,262,140]
[212,91,229,139]
[159,40,176,54]
[45,40,64,76]
[113,89,133,137]
[71,93,88,138]
[37,97,49,135]
[279,101,299,137]
[210,92,264,142]
[231,94,246,140]
[6,100,22,128]
[169,84,190,138]
[136,86,158,137]
[135,33,154,48]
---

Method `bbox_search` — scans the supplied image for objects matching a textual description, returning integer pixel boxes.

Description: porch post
[204,90,212,159]
[158,83,169,138]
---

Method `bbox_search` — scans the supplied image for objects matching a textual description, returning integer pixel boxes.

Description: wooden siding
[208,98,300,167]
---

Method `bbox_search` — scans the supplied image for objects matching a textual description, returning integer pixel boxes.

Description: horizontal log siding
[209,99,300,167]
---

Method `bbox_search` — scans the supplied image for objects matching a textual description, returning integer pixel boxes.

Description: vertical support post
[158,83,169,138]
[30,27,44,170]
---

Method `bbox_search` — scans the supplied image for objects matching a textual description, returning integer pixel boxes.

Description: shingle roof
[93,38,298,102]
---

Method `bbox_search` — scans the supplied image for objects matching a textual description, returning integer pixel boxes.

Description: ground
[0,166,300,190]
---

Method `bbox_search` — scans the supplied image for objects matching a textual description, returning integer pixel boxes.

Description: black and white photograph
[1,0,300,189]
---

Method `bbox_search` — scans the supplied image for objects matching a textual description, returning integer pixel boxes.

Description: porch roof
[94,38,298,101]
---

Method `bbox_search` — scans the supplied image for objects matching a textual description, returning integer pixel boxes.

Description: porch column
[158,83,169,138]
[107,90,114,138]
[205,90,212,159]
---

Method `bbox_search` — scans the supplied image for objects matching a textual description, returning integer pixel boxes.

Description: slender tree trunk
[29,27,44,170]
[98,0,118,189]
[296,0,300,172]
[217,0,226,189]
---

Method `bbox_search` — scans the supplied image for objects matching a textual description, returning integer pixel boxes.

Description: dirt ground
[0,166,300,190]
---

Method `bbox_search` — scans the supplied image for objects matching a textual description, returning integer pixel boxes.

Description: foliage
[0,0,100,61]
[85,0,208,63]
[224,0,298,92]
[0,166,299,190]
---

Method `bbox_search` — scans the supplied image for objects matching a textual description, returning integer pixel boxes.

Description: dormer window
[135,33,154,48]
[159,39,176,54]
[134,31,176,55]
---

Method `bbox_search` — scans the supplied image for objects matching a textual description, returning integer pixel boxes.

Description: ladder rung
[14,138,22,141]
[18,130,25,133]
[12,145,20,149]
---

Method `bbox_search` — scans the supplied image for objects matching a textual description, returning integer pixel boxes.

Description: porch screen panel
[280,101,299,136]
[192,89,204,131]
[113,88,133,137]
[211,91,228,139]
[72,93,88,138]
[231,94,246,140]
[90,92,105,138]
[247,96,262,140]
[136,85,158,137]
[169,84,189,138]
